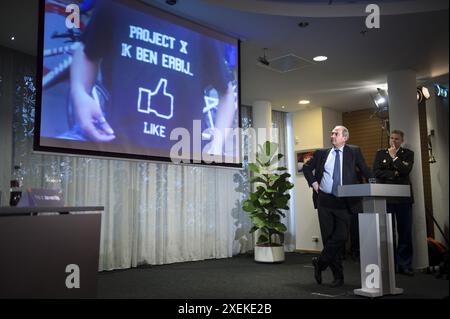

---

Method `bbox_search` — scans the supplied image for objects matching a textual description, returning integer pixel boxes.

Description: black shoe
[329,278,344,287]
[312,257,322,285]
[399,268,414,276]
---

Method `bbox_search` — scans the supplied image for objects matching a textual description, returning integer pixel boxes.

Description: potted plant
[243,141,294,263]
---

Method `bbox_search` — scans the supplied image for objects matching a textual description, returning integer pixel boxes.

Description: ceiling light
[11,36,15,41]
[281,106,285,109]
[299,100,310,105]
[313,56,327,62]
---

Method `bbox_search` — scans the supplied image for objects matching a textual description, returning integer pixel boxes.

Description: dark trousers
[317,192,351,280]
[350,213,360,257]
[387,203,413,270]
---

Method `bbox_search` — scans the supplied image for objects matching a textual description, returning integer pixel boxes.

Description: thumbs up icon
[137,78,174,120]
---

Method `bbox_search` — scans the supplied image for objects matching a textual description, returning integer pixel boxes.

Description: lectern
[337,184,410,298]
[0,206,103,298]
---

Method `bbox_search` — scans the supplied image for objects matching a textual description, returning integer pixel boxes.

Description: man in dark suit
[373,129,414,276]
[303,126,372,287]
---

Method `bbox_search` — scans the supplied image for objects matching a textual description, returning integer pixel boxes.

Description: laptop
[17,188,64,207]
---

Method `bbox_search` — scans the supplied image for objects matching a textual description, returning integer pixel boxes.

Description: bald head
[331,126,349,148]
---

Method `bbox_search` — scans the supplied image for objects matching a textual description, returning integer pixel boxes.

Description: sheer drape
[0,46,36,206]
[272,110,287,167]
[272,110,295,251]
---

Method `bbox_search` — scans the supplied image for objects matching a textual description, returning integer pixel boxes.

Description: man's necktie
[332,149,341,196]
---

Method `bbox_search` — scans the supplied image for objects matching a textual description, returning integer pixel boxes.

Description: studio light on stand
[371,88,389,112]
[428,130,437,164]
[421,86,431,99]
[417,86,431,103]
[370,88,390,148]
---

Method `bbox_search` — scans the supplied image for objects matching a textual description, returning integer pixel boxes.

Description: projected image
[38,0,240,166]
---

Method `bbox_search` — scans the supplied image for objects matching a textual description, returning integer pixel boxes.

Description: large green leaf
[279,172,291,180]
[242,200,256,212]
[269,214,281,222]
[257,234,269,245]
[274,196,288,208]
[248,163,260,174]
[259,155,270,166]
[251,213,268,221]
[274,223,287,233]
[256,186,266,194]
[263,141,278,157]
[258,197,271,206]
[269,175,280,182]
[255,155,265,167]
[250,176,266,184]
[257,145,270,164]
[252,216,267,228]
[272,173,290,184]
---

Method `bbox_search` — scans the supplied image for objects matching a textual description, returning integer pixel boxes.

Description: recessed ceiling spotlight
[313,56,327,62]
[299,100,310,105]
[11,36,15,41]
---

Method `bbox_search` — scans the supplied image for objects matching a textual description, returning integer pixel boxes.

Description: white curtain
[272,110,295,251]
[10,128,254,270]
[9,143,254,271]
[0,46,35,206]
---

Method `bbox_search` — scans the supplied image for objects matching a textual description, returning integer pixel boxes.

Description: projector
[258,56,269,66]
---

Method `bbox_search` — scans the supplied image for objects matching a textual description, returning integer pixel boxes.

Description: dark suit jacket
[302,144,373,213]
[373,147,414,204]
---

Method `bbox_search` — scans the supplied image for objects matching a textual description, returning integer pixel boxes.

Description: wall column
[0,50,14,206]
[426,93,449,245]
[387,70,428,269]
[252,100,272,144]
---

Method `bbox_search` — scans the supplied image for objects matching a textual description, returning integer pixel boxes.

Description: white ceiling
[1,0,448,112]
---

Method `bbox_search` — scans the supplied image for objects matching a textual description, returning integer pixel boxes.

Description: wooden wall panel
[342,109,389,167]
